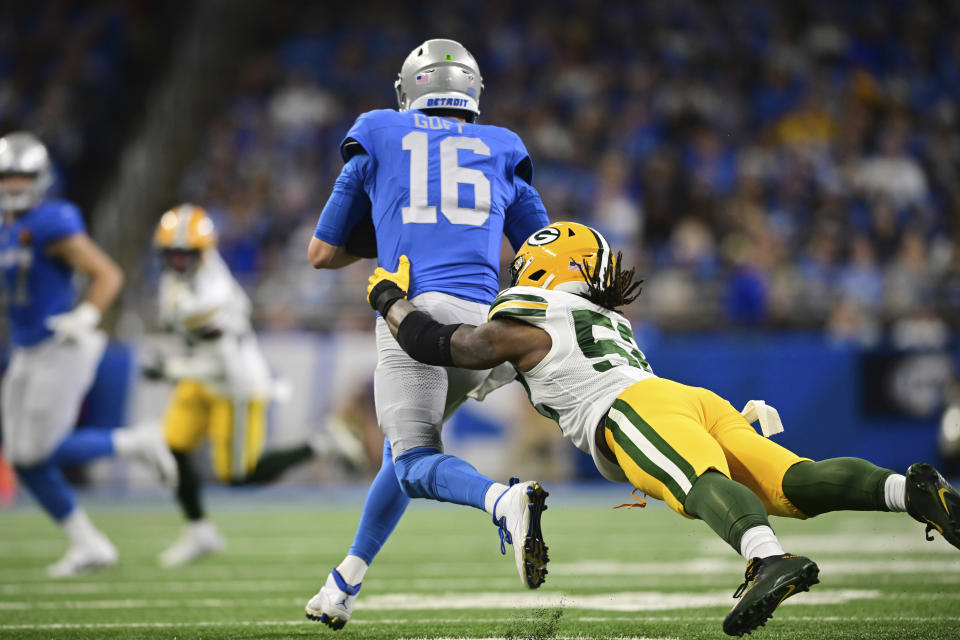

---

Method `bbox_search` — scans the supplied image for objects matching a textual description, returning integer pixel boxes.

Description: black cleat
[722,554,819,637]
[522,483,550,589]
[305,610,346,630]
[906,463,960,550]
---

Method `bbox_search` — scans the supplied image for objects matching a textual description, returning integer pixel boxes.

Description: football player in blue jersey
[0,132,176,577]
[304,39,551,628]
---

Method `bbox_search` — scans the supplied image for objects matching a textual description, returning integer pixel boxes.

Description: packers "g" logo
[526,227,561,246]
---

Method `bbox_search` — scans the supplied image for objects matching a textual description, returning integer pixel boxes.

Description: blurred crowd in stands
[6,0,960,341]
[176,0,960,340]
[0,0,179,209]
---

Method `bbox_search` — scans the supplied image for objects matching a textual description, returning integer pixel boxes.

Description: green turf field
[1,487,959,640]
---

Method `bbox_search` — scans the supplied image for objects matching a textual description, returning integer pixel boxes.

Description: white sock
[336,554,368,585]
[61,508,102,547]
[189,519,214,533]
[484,482,510,516]
[739,525,785,560]
[885,474,907,512]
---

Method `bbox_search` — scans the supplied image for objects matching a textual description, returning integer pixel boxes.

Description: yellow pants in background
[163,380,267,483]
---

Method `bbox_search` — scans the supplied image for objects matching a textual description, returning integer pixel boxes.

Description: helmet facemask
[161,248,203,274]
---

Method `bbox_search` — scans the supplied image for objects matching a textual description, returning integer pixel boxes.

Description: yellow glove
[367,255,410,314]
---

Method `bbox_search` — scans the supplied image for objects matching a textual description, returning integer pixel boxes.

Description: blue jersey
[315,109,549,303]
[0,199,85,347]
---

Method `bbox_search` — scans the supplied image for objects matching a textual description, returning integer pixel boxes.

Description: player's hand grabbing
[367,254,410,315]
[45,301,101,343]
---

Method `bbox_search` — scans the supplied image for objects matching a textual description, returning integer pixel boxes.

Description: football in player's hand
[345,212,377,259]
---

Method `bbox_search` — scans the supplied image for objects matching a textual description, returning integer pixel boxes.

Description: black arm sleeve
[396,311,461,367]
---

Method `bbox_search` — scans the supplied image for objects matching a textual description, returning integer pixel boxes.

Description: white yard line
[4,556,958,583]
[0,580,313,595]
[702,533,959,555]
[5,574,960,597]
[576,616,960,623]
[357,589,883,612]
[550,557,960,576]
[0,589,885,612]
[3,614,959,632]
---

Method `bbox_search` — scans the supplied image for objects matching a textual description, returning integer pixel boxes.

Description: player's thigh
[404,292,491,433]
[163,381,212,453]
[1,350,30,463]
[705,392,810,518]
[7,335,105,466]
[374,318,447,457]
[604,378,730,517]
[209,394,268,483]
[443,365,490,421]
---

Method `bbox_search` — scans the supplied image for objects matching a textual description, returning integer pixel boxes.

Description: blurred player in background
[305,39,551,628]
[371,221,960,637]
[149,204,364,567]
[0,131,176,577]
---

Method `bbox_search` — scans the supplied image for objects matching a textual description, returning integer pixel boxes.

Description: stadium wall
[84,332,956,481]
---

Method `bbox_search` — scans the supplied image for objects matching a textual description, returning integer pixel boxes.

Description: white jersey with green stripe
[487,286,656,483]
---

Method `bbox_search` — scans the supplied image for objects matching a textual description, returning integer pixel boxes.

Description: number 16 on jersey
[401,132,491,226]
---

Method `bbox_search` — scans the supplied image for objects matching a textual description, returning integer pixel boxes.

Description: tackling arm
[368,256,550,371]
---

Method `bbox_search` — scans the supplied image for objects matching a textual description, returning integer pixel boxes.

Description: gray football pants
[374,291,491,459]
[1,331,107,467]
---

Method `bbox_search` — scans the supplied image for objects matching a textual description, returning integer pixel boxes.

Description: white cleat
[47,535,117,578]
[159,521,225,567]
[116,427,179,488]
[492,478,550,589]
[305,568,361,630]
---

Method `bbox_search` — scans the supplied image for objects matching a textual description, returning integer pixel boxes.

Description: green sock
[172,450,204,521]
[781,458,894,517]
[684,471,771,552]
[237,445,313,485]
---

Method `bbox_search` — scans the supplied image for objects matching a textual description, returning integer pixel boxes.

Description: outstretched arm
[369,257,550,371]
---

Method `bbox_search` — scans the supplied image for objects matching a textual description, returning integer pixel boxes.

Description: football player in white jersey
[150,204,363,567]
[367,221,960,637]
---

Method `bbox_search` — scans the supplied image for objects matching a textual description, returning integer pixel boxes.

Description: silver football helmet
[0,131,53,212]
[395,39,483,120]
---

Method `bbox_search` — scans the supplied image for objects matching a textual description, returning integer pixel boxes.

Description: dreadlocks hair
[575,251,643,311]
